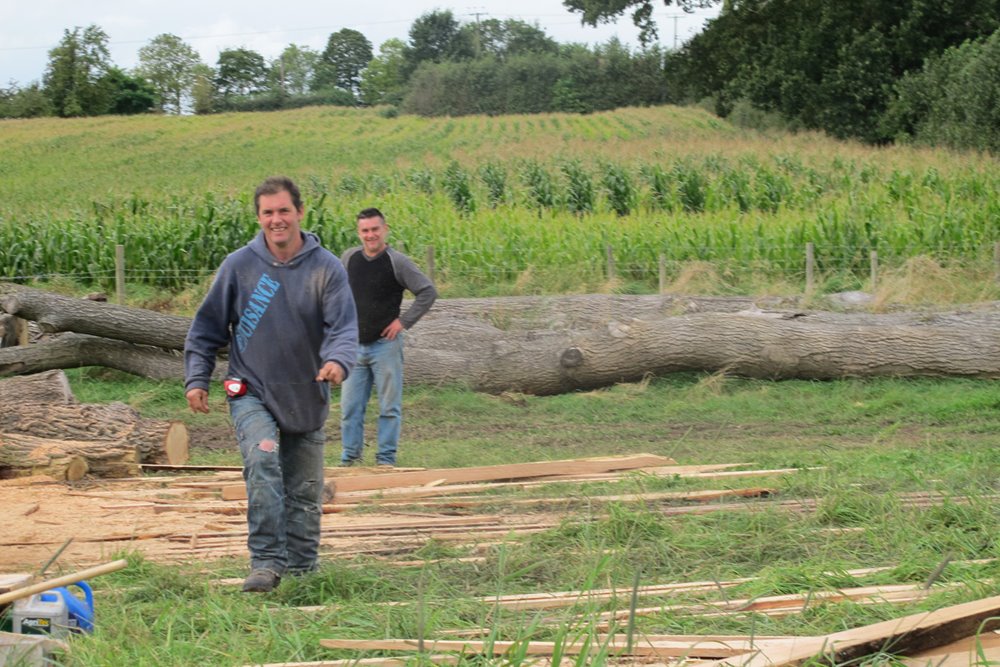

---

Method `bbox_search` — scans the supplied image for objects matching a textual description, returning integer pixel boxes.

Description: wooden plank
[0,574,32,596]
[139,463,244,472]
[319,636,813,660]
[250,657,461,667]
[324,453,678,493]
[390,487,777,510]
[590,583,963,625]
[704,593,1000,667]
[898,631,1000,666]
[326,467,813,507]
[318,637,743,658]
[222,454,677,499]
[0,559,128,606]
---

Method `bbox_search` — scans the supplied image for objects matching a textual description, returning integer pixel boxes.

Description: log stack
[0,371,188,481]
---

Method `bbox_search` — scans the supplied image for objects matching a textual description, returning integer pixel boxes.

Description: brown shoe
[242,568,281,593]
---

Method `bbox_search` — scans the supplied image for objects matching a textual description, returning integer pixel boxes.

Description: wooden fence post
[658,254,667,294]
[994,241,1000,284]
[805,242,815,294]
[115,244,125,305]
[870,250,878,291]
[425,245,436,285]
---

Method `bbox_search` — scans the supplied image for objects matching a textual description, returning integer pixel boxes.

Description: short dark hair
[254,176,303,213]
[357,207,385,222]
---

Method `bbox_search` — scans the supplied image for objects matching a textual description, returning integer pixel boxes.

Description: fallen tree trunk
[0,432,142,480]
[0,401,189,465]
[0,369,76,404]
[0,282,790,348]
[3,282,1000,394]
[404,308,1000,394]
[0,282,191,349]
[0,332,210,380]
[418,294,800,330]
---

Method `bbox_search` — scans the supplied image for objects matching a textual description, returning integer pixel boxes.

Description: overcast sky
[1,0,719,86]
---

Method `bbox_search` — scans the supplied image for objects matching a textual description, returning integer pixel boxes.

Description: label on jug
[18,616,53,634]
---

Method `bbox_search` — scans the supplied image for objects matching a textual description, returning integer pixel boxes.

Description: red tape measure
[224,378,247,397]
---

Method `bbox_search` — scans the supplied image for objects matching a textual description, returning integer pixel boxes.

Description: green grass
[19,370,998,665]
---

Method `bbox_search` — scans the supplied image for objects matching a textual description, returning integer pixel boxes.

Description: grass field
[37,369,1000,666]
[3,104,1000,665]
[2,105,999,297]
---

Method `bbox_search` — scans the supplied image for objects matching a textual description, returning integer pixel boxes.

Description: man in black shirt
[340,208,437,467]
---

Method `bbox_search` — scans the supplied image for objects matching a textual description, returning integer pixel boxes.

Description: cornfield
[1,106,998,295]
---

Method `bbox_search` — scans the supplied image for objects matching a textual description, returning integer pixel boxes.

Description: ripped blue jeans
[229,393,326,575]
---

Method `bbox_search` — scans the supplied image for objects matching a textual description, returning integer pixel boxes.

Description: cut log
[0,401,188,465]
[0,432,140,480]
[0,282,191,349]
[0,332,207,380]
[0,313,29,347]
[0,369,76,404]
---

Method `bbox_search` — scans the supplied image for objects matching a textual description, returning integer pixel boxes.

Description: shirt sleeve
[184,266,235,391]
[389,250,437,329]
[320,257,359,378]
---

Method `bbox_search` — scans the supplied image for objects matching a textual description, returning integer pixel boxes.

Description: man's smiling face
[257,190,303,251]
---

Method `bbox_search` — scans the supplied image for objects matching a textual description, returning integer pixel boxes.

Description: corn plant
[520,159,556,210]
[479,162,509,208]
[600,162,636,217]
[561,160,595,215]
[673,161,707,214]
[442,161,476,215]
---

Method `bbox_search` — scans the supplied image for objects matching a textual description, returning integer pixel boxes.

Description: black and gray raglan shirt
[184,231,358,433]
[341,246,437,344]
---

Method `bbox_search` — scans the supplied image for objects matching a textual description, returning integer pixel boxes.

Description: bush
[885,30,1000,153]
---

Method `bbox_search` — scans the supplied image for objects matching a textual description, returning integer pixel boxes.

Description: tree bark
[0,432,142,480]
[0,332,207,379]
[0,282,191,349]
[0,401,189,465]
[0,370,76,404]
[3,282,1000,395]
[404,308,1000,394]
[0,314,29,347]
[419,294,801,330]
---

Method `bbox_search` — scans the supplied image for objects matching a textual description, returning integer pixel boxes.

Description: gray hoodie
[184,230,358,433]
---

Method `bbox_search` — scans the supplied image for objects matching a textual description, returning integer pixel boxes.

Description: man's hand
[316,361,346,385]
[186,387,210,414]
[381,318,404,340]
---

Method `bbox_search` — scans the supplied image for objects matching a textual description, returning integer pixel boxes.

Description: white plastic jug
[12,590,70,638]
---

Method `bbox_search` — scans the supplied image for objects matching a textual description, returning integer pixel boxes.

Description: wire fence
[4,241,999,300]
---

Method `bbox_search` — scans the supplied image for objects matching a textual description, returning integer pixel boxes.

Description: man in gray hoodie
[184,176,357,593]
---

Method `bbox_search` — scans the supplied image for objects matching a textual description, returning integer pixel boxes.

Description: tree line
[0,12,670,119]
[580,0,1000,152]
[3,2,999,152]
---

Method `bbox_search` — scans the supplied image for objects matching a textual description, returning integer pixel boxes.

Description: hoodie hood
[248,230,322,266]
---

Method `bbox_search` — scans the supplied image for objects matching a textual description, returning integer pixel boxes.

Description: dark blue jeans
[229,393,326,574]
